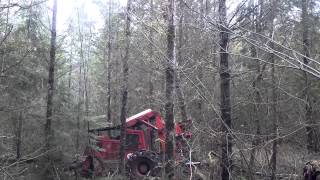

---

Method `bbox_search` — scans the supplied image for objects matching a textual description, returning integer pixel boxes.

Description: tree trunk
[84,34,90,125]
[148,0,154,109]
[249,1,263,179]
[76,10,84,153]
[218,0,232,180]
[76,56,82,153]
[165,0,176,179]
[119,0,132,174]
[176,0,187,122]
[16,111,23,159]
[301,0,315,153]
[45,0,57,150]
[249,46,262,180]
[269,0,278,179]
[196,0,206,123]
[68,52,72,89]
[270,46,278,180]
[106,0,112,123]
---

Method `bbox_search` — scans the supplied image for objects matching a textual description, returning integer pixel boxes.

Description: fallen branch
[0,166,15,180]
[4,150,52,168]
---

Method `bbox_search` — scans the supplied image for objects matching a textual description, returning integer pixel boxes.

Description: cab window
[126,134,139,149]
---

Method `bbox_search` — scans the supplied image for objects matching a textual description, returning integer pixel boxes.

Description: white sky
[47,0,126,33]
[44,0,250,34]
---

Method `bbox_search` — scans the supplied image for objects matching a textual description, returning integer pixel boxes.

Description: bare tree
[106,0,112,123]
[249,1,263,178]
[148,0,155,109]
[84,27,92,124]
[15,111,23,159]
[269,0,278,179]
[165,0,176,178]
[76,10,84,153]
[119,0,132,174]
[301,0,315,153]
[176,0,187,122]
[218,0,232,179]
[45,0,57,150]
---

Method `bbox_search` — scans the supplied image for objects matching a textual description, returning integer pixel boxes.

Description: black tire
[128,151,159,180]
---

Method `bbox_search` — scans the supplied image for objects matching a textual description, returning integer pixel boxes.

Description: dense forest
[1,0,320,179]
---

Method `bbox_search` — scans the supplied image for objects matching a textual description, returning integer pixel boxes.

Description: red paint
[80,109,192,177]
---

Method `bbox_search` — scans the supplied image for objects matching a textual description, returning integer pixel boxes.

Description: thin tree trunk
[114,27,120,120]
[270,47,278,180]
[76,11,84,153]
[68,52,72,89]
[76,58,82,153]
[302,0,315,153]
[249,46,261,180]
[165,0,176,179]
[106,0,112,123]
[45,0,57,150]
[249,1,263,179]
[197,0,206,123]
[269,0,278,179]
[119,0,132,174]
[176,0,187,122]
[218,0,232,180]
[84,28,92,123]
[148,0,154,109]
[16,111,23,159]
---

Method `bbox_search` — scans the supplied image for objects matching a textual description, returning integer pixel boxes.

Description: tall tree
[196,0,206,123]
[76,10,84,153]
[118,0,132,174]
[269,0,278,179]
[249,1,263,178]
[301,0,315,153]
[15,111,23,159]
[84,27,92,124]
[68,51,73,89]
[218,0,232,179]
[176,0,187,122]
[165,0,176,178]
[45,0,57,150]
[148,0,155,109]
[106,0,112,123]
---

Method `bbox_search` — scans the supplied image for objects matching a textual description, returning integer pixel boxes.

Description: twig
[5,149,52,168]
[53,163,61,180]
[0,166,15,180]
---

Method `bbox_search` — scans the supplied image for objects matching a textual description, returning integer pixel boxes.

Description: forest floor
[2,143,317,180]
[231,142,317,179]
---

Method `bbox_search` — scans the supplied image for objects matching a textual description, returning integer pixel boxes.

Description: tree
[119,0,132,174]
[148,0,155,109]
[165,0,176,178]
[218,0,232,179]
[45,0,57,151]
[249,1,264,178]
[15,111,23,159]
[176,0,187,122]
[106,0,112,123]
[269,0,278,179]
[301,0,315,153]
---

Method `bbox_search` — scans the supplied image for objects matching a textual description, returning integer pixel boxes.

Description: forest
[1,0,320,179]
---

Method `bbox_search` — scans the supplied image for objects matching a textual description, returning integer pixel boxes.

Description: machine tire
[128,151,159,180]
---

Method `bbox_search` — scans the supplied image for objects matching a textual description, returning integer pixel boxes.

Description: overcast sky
[46,0,126,33]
